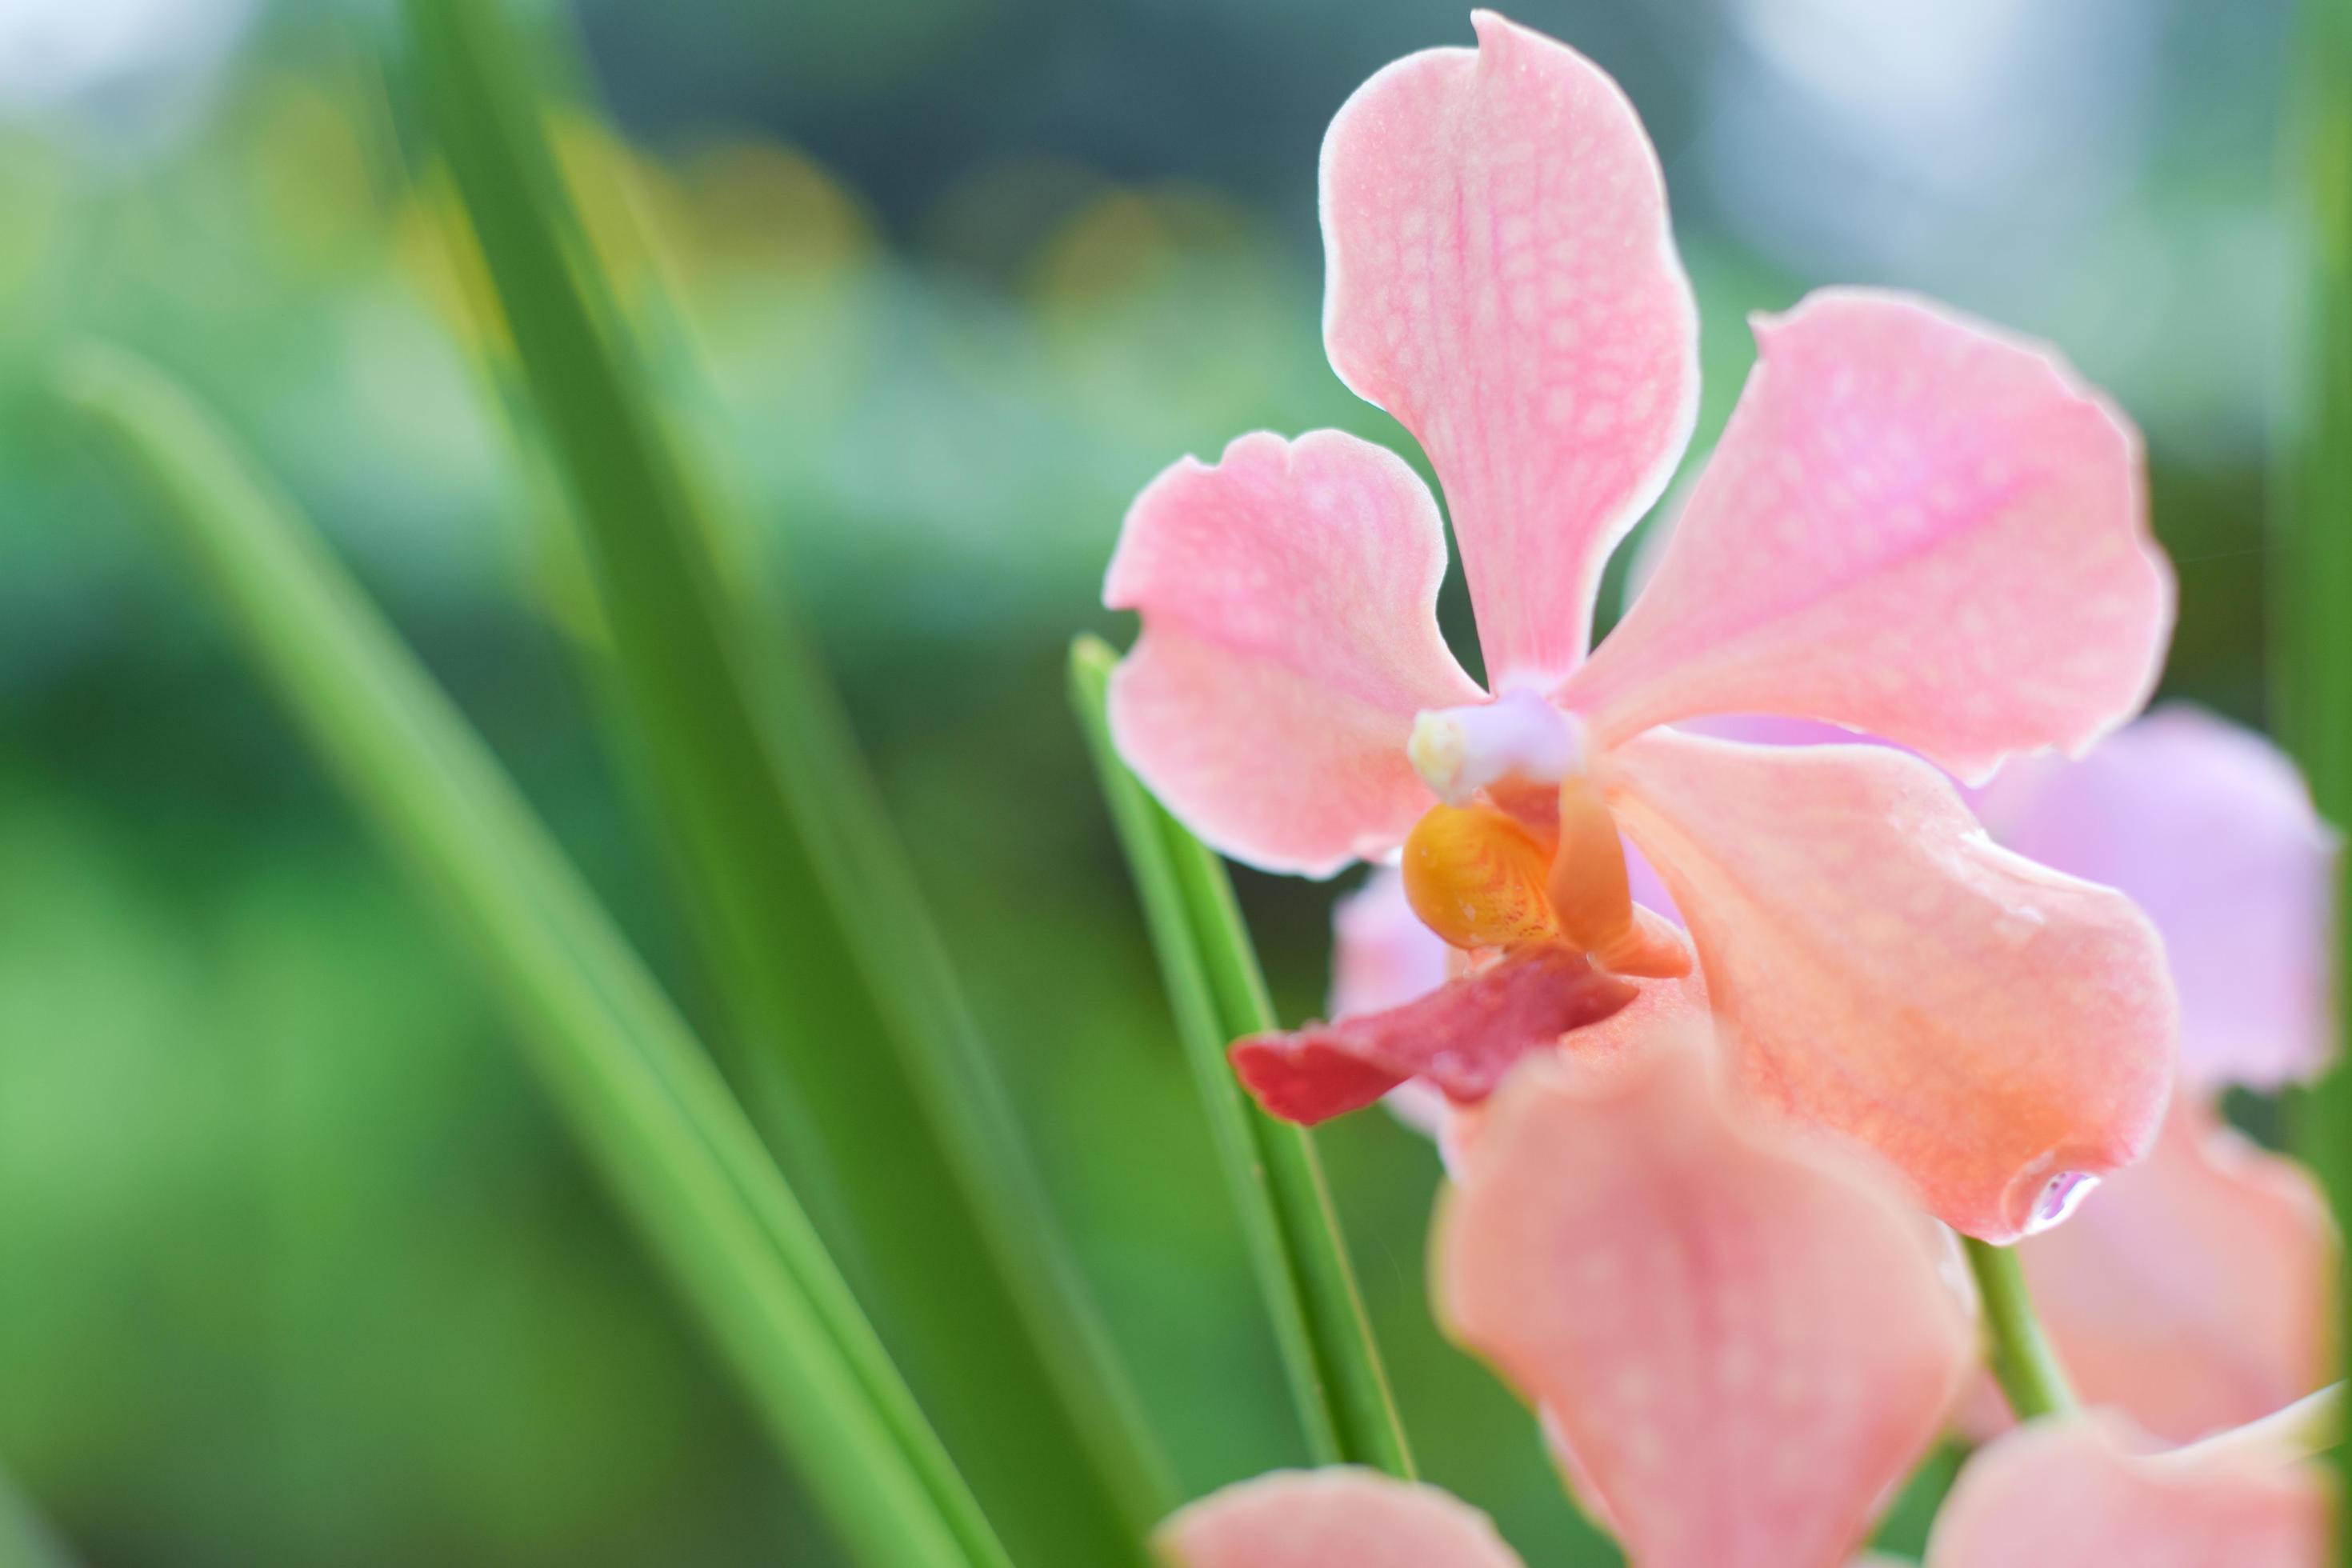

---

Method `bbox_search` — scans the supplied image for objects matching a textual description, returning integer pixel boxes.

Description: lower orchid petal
[1157,1468,1524,1567]
[1434,1039,1974,1568]
[2015,1091,2337,1444]
[1231,944,1638,1124]
[1105,429,1486,876]
[1562,290,2172,783]
[1925,1414,2327,1568]
[1973,705,2340,1092]
[1604,730,2176,1242]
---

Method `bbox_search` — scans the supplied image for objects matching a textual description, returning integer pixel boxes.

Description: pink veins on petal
[1100,9,2178,1240]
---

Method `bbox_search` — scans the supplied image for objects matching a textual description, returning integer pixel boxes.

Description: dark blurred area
[0,0,2296,1562]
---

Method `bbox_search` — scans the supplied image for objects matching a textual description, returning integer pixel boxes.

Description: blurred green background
[0,0,2298,1562]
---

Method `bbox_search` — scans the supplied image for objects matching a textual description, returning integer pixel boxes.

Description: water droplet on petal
[2022,1170,2099,1234]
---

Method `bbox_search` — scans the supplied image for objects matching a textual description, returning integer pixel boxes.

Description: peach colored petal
[1926,1413,2327,1567]
[1974,706,2340,1092]
[2017,1093,2337,1443]
[1230,944,1637,1123]
[1434,1042,1974,1568]
[1106,430,1485,875]
[1330,868,1454,1019]
[1156,1468,1524,1568]
[1605,730,2176,1242]
[1564,290,2172,782]
[1319,10,1698,689]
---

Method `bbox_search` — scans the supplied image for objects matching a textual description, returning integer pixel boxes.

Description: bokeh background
[0,0,2301,1562]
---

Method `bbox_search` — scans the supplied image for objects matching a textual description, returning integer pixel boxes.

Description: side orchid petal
[1155,1468,1525,1568]
[1564,290,2172,782]
[1106,430,1485,875]
[1925,1414,2327,1568]
[2017,1093,2337,1444]
[1605,730,2176,1242]
[1231,944,1638,1123]
[1320,10,1699,688]
[1975,706,2340,1090]
[1434,1042,1974,1568]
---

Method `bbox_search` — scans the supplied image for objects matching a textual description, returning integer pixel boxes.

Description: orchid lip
[1410,690,1586,806]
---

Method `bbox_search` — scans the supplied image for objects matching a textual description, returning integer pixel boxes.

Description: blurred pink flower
[1106,9,2178,1241]
[1925,1410,2327,1566]
[1156,1467,1524,1567]
[1433,1010,1974,1568]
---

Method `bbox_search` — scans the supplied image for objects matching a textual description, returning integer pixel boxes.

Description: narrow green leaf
[1960,1236,2075,1422]
[1071,635,1414,1479]
[58,344,1006,1568]
[401,3,1172,1560]
[0,1464,76,1568]
[2276,0,2352,1553]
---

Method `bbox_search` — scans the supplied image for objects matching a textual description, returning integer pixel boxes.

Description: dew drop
[2022,1170,2099,1234]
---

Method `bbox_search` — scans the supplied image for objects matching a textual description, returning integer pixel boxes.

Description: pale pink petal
[1926,1414,2327,1568]
[1319,10,1698,689]
[2016,1092,2336,1443]
[1156,1468,1524,1568]
[1230,945,1637,1123]
[1106,430,1486,875]
[1434,1041,1974,1568]
[1974,706,2339,1090]
[1604,730,2176,1242]
[1564,290,2173,782]
[1330,868,1454,1018]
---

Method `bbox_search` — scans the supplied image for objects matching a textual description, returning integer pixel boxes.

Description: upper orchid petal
[1925,1413,2327,1568]
[1563,290,2173,782]
[1435,1040,1973,1568]
[1974,706,2339,1090]
[1155,1468,1525,1568]
[1319,10,1698,689]
[2016,1092,2336,1444]
[1604,730,2176,1242]
[1106,430,1485,875]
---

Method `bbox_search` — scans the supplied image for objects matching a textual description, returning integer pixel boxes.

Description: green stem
[401,3,1171,1558]
[1071,636,1414,1478]
[60,345,1005,1568]
[2276,0,2352,1557]
[1961,1236,2075,1422]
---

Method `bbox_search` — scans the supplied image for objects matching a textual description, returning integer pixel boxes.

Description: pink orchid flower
[1925,1409,2329,1566]
[1156,1468,1525,1567]
[1104,10,2178,1243]
[1433,1003,1974,1568]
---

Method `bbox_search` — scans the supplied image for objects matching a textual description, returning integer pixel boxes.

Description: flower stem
[1071,636,1415,1479]
[1961,1236,2076,1422]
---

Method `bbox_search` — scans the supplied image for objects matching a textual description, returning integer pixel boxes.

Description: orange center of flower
[1401,778,1689,979]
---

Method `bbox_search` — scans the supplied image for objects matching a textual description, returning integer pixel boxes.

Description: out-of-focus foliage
[0,0,2298,1562]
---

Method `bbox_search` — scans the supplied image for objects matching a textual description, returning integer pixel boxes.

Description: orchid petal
[2016,1092,2336,1443]
[1926,1414,2327,1568]
[1330,867,1455,1019]
[1155,1468,1525,1568]
[1435,1042,1974,1568]
[1974,706,2339,1090]
[1565,290,2172,782]
[1319,10,1698,689]
[1232,944,1637,1123]
[1605,730,2176,1242]
[1106,430,1485,874]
